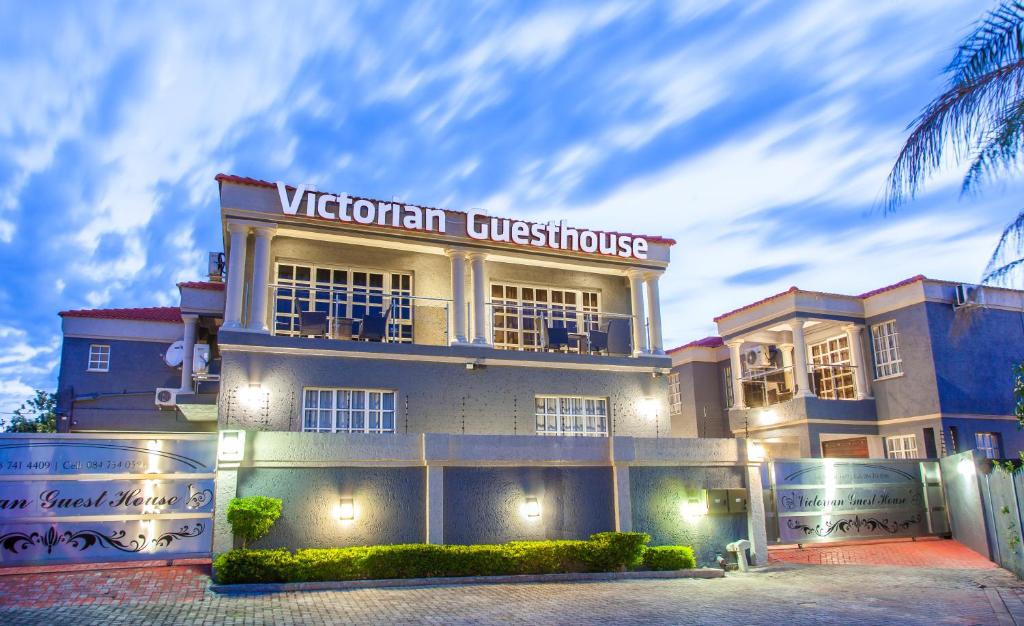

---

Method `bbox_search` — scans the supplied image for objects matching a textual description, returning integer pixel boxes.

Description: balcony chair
[299,311,329,338]
[605,318,632,356]
[544,325,571,352]
[587,329,609,354]
[358,305,393,342]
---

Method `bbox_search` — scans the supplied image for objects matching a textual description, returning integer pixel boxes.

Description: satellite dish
[164,340,185,367]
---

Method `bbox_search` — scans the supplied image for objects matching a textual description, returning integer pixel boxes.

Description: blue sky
[0,1,1020,414]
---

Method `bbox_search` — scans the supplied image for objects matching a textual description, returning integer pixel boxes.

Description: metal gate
[764,458,949,544]
[0,433,217,566]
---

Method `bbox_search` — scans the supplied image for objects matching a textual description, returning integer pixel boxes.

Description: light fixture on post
[338,497,355,521]
[524,496,541,518]
[218,430,245,463]
[747,440,766,463]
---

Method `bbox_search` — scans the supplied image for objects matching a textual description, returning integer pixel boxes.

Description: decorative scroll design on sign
[786,514,922,538]
[185,484,214,510]
[0,523,205,555]
[0,441,211,471]
[781,463,919,483]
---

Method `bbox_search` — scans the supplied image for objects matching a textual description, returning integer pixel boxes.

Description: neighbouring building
[668,276,1024,460]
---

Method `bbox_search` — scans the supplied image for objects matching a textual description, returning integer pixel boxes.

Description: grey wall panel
[236,467,426,548]
[629,466,748,566]
[442,467,615,544]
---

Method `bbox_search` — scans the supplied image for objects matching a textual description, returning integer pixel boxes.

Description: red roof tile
[667,336,724,353]
[858,275,927,299]
[59,306,183,323]
[215,173,677,245]
[177,281,226,291]
[713,286,799,323]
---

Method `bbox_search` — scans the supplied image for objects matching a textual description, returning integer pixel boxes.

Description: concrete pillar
[627,270,648,355]
[613,465,633,532]
[844,324,872,399]
[247,226,277,333]
[426,465,444,544]
[469,252,490,345]
[788,319,813,397]
[643,272,664,355]
[779,343,794,393]
[446,249,469,344]
[213,465,239,553]
[222,222,250,330]
[726,340,747,409]
[179,314,199,393]
[744,463,769,565]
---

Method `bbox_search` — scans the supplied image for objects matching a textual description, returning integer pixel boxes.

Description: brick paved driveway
[2,543,1023,625]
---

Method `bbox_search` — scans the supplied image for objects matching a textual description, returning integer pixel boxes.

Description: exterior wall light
[680,491,709,521]
[338,497,356,521]
[239,382,268,410]
[218,430,245,462]
[524,497,541,518]
[638,398,658,420]
[747,441,766,462]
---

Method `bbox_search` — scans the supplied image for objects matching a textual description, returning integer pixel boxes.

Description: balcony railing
[739,363,860,408]
[486,301,642,355]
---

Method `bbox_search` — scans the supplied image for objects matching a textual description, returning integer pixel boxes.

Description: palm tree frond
[962,98,1024,193]
[982,256,1024,285]
[948,2,1024,84]
[984,211,1024,278]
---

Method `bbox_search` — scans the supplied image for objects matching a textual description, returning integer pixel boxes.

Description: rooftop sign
[276,181,649,260]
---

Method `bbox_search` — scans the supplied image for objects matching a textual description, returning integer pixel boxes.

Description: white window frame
[808,335,856,400]
[302,387,397,434]
[975,432,1001,459]
[491,282,601,352]
[886,434,918,459]
[871,320,904,380]
[723,365,735,408]
[668,372,682,416]
[535,395,608,437]
[87,344,110,372]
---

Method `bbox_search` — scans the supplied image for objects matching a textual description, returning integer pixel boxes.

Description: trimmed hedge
[214,532,696,584]
[226,496,282,549]
[643,546,697,571]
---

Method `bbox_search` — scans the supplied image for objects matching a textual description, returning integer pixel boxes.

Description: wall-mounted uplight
[524,496,541,519]
[680,491,709,522]
[338,497,356,521]
[747,441,766,463]
[239,382,268,409]
[638,398,659,420]
[218,429,245,462]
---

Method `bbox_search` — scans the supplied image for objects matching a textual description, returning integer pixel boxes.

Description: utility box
[708,489,730,515]
[727,489,748,513]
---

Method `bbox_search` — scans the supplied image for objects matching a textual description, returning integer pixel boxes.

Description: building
[668,276,1024,460]
[56,173,676,438]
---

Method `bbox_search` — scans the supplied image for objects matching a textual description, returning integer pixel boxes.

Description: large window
[976,432,1001,459]
[302,388,396,433]
[723,365,734,408]
[535,395,608,436]
[668,373,682,416]
[491,283,600,351]
[87,344,110,372]
[886,434,918,459]
[809,335,856,400]
[275,263,413,341]
[871,320,903,379]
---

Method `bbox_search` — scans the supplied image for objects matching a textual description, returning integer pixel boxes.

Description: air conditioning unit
[744,346,773,368]
[954,283,984,309]
[155,388,178,408]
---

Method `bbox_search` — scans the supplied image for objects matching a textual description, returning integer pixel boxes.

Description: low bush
[226,496,282,549]
[642,546,697,571]
[213,532,683,584]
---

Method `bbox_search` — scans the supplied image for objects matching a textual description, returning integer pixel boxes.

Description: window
[275,263,413,342]
[668,373,682,416]
[723,365,734,408]
[809,335,856,400]
[976,432,1001,459]
[871,320,903,379]
[535,396,608,436]
[491,283,600,351]
[87,344,110,372]
[302,388,396,433]
[886,434,918,459]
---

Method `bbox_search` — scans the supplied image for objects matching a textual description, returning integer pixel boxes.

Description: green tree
[3,390,58,433]
[885,2,1024,284]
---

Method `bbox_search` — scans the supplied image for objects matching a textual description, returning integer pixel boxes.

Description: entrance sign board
[768,459,942,544]
[0,434,217,566]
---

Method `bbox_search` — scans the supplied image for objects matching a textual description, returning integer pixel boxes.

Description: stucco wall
[629,466,748,565]
[442,466,615,544]
[236,466,426,548]
[671,361,730,438]
[219,349,670,437]
[866,303,941,420]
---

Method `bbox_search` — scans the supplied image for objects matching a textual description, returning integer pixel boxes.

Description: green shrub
[642,546,696,571]
[214,532,662,584]
[226,496,283,548]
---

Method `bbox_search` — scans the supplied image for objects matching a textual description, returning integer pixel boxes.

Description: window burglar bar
[486,300,640,354]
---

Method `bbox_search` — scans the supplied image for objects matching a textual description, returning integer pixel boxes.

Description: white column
[627,270,648,355]
[744,464,769,565]
[726,340,747,409]
[844,324,873,399]
[179,313,199,393]
[222,222,250,330]
[469,252,490,345]
[447,249,468,344]
[779,343,795,393]
[613,464,632,532]
[426,465,444,544]
[788,319,813,397]
[247,225,277,333]
[643,271,664,355]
